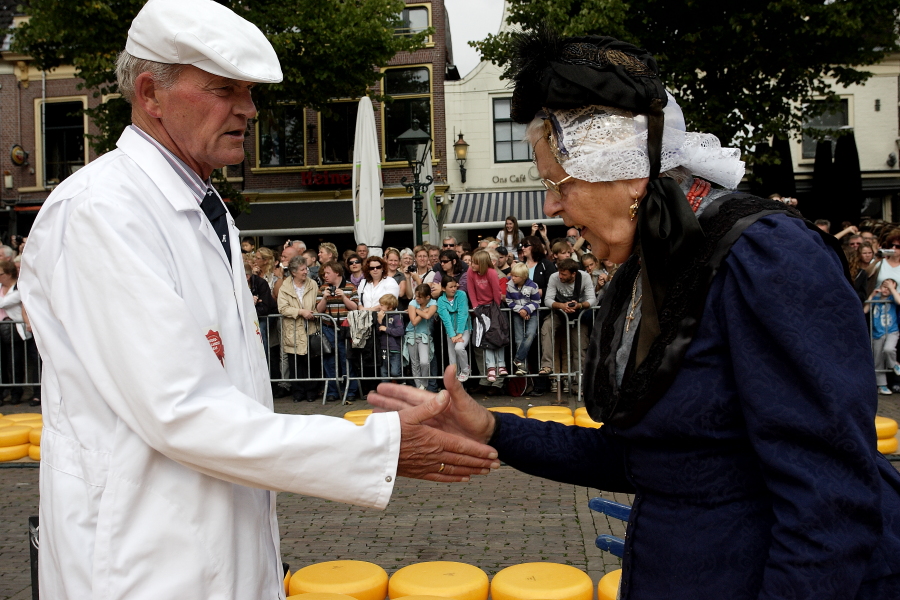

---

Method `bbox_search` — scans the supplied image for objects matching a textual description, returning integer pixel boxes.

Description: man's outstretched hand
[370,365,499,482]
[392,383,499,482]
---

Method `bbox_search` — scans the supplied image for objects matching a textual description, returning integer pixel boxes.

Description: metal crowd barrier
[0,321,41,404]
[259,304,596,405]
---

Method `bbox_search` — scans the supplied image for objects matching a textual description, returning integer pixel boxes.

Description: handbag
[307,330,332,358]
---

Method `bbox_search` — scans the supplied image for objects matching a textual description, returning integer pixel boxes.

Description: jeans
[446,332,470,375]
[258,317,269,354]
[874,331,899,386]
[512,314,539,363]
[322,324,359,398]
[380,350,403,382]
[428,319,441,392]
[408,340,431,388]
[484,347,505,370]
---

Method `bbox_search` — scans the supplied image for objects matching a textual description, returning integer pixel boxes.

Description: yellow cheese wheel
[0,425,33,447]
[344,416,368,426]
[491,563,593,600]
[388,561,489,600]
[574,407,588,417]
[875,416,898,439]
[28,444,40,461]
[575,415,602,429]
[285,570,293,596]
[0,443,30,461]
[29,426,41,446]
[288,594,359,600]
[289,561,388,600]
[597,570,621,600]
[530,413,575,426]
[0,418,16,428]
[3,413,42,422]
[487,407,525,417]
[878,437,898,455]
[344,410,373,419]
[526,406,573,417]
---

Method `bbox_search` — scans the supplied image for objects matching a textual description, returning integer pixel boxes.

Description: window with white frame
[493,98,531,162]
[802,99,849,159]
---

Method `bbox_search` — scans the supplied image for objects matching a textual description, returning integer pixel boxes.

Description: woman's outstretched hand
[369,365,497,446]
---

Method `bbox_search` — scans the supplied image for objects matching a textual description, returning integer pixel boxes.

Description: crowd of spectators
[0,235,39,406]
[239,215,620,403]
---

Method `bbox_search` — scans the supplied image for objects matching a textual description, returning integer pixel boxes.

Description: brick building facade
[0,1,455,251]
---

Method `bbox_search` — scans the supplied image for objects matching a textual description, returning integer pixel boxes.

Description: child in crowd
[865,278,900,394]
[406,284,437,389]
[437,276,472,382]
[468,249,507,381]
[376,294,404,383]
[505,262,541,376]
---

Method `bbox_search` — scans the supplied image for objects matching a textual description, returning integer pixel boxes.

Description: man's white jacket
[19,127,400,600]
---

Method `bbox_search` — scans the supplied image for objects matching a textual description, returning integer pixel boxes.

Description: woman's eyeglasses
[440,259,452,264]
[540,174,574,195]
[348,260,361,265]
[369,265,383,270]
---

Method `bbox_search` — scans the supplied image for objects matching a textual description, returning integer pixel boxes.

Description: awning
[234,197,413,236]
[444,190,563,230]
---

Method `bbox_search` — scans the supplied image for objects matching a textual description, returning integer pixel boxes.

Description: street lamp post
[453,132,469,184]
[396,119,433,246]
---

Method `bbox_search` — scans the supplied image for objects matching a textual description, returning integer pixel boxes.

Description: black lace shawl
[584,194,850,428]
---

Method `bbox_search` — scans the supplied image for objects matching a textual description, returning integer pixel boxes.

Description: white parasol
[352,96,384,257]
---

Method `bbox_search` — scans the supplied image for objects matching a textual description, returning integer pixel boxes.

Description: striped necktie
[200,187,232,265]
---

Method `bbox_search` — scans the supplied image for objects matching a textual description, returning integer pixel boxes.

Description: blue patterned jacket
[491,214,900,599]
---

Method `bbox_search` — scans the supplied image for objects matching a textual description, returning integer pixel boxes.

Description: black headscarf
[506,27,706,372]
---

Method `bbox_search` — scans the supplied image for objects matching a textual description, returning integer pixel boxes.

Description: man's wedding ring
[439,463,445,473]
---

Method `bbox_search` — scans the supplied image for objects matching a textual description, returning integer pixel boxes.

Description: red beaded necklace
[686,178,711,212]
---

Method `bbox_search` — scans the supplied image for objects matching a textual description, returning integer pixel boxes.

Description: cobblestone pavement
[2,390,899,600]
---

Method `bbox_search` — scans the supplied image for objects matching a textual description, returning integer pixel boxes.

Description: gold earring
[629,196,640,220]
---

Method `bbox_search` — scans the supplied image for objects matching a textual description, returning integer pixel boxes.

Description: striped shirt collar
[130,125,210,204]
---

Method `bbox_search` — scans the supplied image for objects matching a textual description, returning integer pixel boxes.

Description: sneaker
[458,369,470,383]
[487,368,497,382]
[418,384,427,390]
[498,367,509,377]
[893,365,900,377]
[879,386,893,395]
[514,361,527,376]
[562,380,570,393]
[550,379,558,392]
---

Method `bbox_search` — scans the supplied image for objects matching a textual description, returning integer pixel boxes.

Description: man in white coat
[18,1,498,598]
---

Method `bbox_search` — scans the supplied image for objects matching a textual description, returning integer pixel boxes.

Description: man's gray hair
[442,236,457,245]
[0,245,16,260]
[115,50,184,103]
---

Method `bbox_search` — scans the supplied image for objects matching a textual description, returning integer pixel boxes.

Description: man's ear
[133,72,163,119]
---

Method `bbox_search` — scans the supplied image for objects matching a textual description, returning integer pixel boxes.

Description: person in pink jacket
[468,250,507,381]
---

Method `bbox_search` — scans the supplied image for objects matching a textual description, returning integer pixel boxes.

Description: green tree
[12,0,428,161]
[474,0,899,159]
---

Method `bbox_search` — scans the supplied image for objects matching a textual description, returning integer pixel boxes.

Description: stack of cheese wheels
[491,563,593,600]
[288,560,388,600]
[596,569,622,600]
[0,412,41,461]
[388,561,489,600]
[526,406,575,426]
[876,416,898,454]
[487,407,525,417]
[574,407,602,429]
[343,410,373,427]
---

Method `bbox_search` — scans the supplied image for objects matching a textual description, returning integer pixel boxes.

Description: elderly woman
[371,31,900,599]
[278,255,320,402]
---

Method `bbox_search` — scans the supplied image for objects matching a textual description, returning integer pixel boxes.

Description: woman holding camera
[530,221,551,251]
[405,245,433,300]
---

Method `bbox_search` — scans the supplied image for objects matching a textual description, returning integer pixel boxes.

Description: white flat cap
[126,0,283,83]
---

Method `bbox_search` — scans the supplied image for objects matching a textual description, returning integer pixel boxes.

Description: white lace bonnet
[544,92,745,190]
